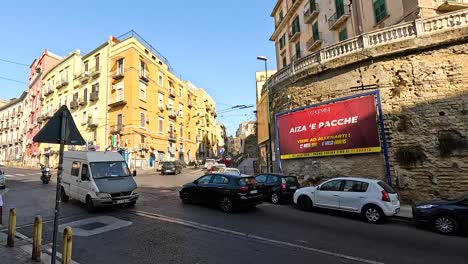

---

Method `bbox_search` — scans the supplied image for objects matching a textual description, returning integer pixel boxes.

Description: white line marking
[59,216,132,237]
[14,174,26,176]
[132,210,384,264]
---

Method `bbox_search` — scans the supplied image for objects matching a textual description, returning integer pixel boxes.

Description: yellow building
[39,42,110,167]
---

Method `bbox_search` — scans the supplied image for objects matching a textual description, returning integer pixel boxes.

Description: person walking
[0,191,3,225]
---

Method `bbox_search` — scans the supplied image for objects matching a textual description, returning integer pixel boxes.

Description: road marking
[132,210,384,264]
[14,174,26,176]
[59,216,132,237]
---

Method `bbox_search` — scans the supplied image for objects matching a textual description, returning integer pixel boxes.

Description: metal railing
[328,8,351,30]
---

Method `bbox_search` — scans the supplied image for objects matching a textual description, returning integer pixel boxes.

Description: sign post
[33,105,85,264]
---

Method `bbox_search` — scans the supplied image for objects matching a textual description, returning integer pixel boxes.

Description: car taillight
[381,190,390,202]
[237,186,249,193]
[280,183,286,191]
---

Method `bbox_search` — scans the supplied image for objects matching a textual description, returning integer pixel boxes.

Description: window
[84,61,89,72]
[95,55,100,70]
[256,175,267,183]
[377,181,396,193]
[335,0,345,18]
[178,86,183,97]
[158,93,164,107]
[279,35,286,49]
[279,10,283,21]
[140,112,146,128]
[320,180,342,191]
[81,164,89,181]
[92,83,99,93]
[158,71,164,86]
[343,180,369,192]
[140,81,146,101]
[64,69,68,82]
[116,59,124,74]
[179,124,183,138]
[312,22,320,41]
[267,175,280,184]
[140,60,146,76]
[58,96,62,106]
[115,82,124,100]
[373,0,387,23]
[295,42,301,59]
[282,57,287,68]
[188,132,191,140]
[71,161,81,176]
[116,114,123,130]
[213,175,229,184]
[140,135,145,144]
[158,117,164,133]
[83,87,88,102]
[292,16,300,34]
[178,103,183,117]
[339,27,348,41]
[197,175,212,184]
[82,111,87,124]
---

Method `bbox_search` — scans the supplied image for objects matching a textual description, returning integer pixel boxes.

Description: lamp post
[257,56,273,173]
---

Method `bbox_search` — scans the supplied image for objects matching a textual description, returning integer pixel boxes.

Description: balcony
[56,79,69,89]
[112,69,124,79]
[89,91,99,102]
[70,100,79,110]
[168,110,177,119]
[79,96,87,106]
[110,124,124,134]
[43,113,52,120]
[39,95,44,101]
[328,8,350,30]
[108,95,127,107]
[89,66,101,78]
[168,132,177,142]
[304,3,320,24]
[168,88,176,98]
[88,118,98,128]
[77,71,90,83]
[139,69,149,83]
[206,104,212,111]
[288,29,301,42]
[436,0,468,11]
[188,100,193,108]
[44,88,54,96]
[306,33,323,51]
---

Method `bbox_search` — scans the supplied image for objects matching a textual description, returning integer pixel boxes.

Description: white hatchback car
[293,177,400,223]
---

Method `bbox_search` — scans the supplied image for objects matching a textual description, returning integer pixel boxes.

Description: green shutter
[335,0,344,18]
[309,0,316,12]
[295,42,301,59]
[373,0,387,23]
[339,28,348,41]
[312,22,319,42]
[293,17,300,33]
[282,57,287,67]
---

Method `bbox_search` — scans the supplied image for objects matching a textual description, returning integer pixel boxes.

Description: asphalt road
[1,167,467,264]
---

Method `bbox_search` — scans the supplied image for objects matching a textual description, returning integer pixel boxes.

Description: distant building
[235,121,256,155]
[255,70,276,104]
[216,124,227,157]
[0,92,27,163]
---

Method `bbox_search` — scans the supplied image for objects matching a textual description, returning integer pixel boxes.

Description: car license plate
[250,190,258,194]
[165,170,172,173]
[392,200,397,205]
[116,199,130,204]
[290,186,297,190]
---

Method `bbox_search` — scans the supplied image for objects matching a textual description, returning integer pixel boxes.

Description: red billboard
[277,95,381,159]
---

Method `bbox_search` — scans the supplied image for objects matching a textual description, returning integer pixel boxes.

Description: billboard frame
[274,90,392,186]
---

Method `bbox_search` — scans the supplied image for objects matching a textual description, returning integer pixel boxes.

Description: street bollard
[7,208,16,247]
[62,227,73,264]
[32,215,42,261]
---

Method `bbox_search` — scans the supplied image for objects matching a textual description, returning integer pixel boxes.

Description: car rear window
[283,176,298,184]
[239,177,257,186]
[377,181,396,193]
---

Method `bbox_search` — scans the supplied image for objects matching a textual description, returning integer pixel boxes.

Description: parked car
[223,168,241,175]
[161,161,183,175]
[293,177,400,223]
[412,193,468,235]
[179,174,263,212]
[157,162,163,172]
[206,164,226,174]
[0,169,5,189]
[204,159,216,169]
[255,173,300,204]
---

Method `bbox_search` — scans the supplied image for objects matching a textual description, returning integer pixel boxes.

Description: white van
[61,151,139,212]
[204,159,216,169]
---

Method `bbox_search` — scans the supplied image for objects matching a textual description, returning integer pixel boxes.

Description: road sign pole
[51,111,68,264]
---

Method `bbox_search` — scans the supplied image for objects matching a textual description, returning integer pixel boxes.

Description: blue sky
[0,0,276,135]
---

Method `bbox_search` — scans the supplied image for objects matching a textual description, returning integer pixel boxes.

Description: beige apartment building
[270,0,468,70]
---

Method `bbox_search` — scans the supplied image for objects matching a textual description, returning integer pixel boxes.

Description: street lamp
[257,56,273,173]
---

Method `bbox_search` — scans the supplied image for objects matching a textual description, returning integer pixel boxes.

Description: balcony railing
[89,66,101,77]
[328,8,350,30]
[109,95,127,107]
[168,88,175,98]
[188,100,193,108]
[56,78,69,89]
[70,100,79,110]
[168,132,177,142]
[76,71,90,82]
[90,91,99,102]
[168,110,177,119]
[44,88,54,96]
[436,0,468,11]
[288,29,301,42]
[306,33,323,51]
[304,3,320,24]
[112,68,124,79]
[139,69,149,82]
[88,118,98,128]
[111,124,124,134]
[79,96,87,106]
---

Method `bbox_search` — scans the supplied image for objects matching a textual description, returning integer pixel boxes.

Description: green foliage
[395,146,425,166]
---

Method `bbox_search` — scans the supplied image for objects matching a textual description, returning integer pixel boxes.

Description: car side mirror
[316,186,320,191]
[132,170,137,177]
[194,180,198,185]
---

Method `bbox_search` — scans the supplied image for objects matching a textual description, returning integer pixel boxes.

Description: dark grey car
[161,161,183,175]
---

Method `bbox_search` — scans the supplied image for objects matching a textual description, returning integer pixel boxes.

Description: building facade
[255,70,277,104]
[24,50,61,166]
[270,0,468,70]
[0,93,27,164]
[216,124,227,157]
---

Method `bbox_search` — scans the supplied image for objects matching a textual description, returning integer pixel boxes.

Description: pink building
[24,50,61,166]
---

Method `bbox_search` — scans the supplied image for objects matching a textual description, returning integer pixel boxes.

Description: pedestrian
[0,190,3,225]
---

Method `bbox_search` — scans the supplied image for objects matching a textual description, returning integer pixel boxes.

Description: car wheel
[270,193,280,204]
[362,205,384,224]
[434,215,459,235]
[60,187,69,203]
[181,191,192,204]
[86,197,96,213]
[219,196,233,213]
[297,195,313,211]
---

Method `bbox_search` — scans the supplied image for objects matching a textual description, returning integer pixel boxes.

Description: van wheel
[362,205,384,224]
[86,197,96,213]
[60,187,69,202]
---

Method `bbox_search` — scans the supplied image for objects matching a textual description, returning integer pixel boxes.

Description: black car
[255,173,300,204]
[160,161,183,175]
[179,174,263,212]
[412,193,468,235]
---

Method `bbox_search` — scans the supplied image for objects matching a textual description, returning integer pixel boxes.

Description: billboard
[257,93,269,144]
[276,95,381,160]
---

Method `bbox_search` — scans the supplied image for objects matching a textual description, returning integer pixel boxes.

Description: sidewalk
[396,205,412,219]
[0,231,36,264]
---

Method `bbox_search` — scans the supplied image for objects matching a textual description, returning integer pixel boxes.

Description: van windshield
[90,161,131,178]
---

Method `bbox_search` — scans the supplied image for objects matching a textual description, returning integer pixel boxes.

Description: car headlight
[96,192,111,199]
[131,189,138,195]
[416,204,439,209]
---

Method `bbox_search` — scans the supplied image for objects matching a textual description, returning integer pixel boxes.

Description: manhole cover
[78,222,107,230]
